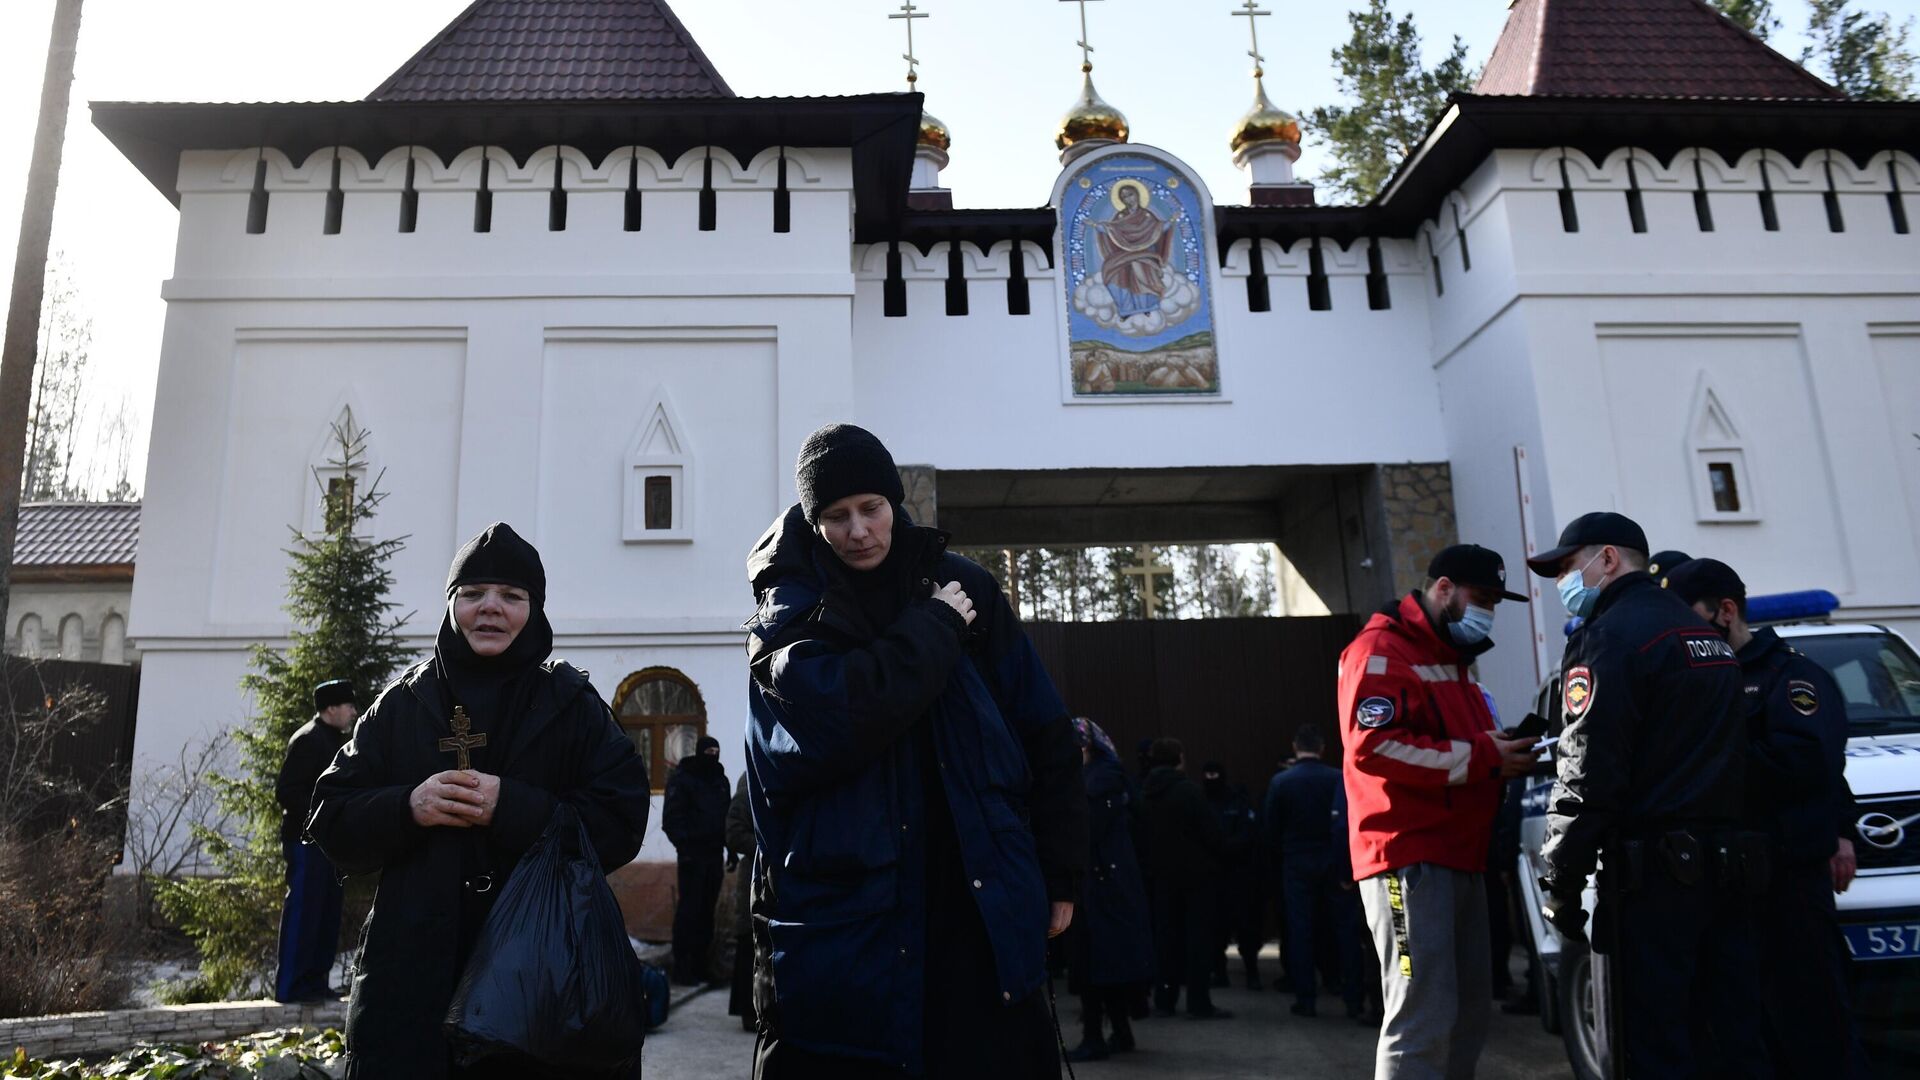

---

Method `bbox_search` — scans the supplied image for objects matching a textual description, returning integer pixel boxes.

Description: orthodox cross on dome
[1120,548,1175,619]
[889,0,930,89]
[1232,0,1271,79]
[439,706,488,771]
[1060,0,1104,72]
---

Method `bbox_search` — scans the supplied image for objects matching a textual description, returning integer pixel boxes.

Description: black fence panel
[1,656,140,845]
[1024,615,1363,788]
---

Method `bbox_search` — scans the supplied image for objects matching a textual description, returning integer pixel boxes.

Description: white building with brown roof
[5,502,140,665]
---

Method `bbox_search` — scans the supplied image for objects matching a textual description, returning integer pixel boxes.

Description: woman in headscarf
[1064,717,1155,1061]
[308,522,651,1079]
[743,424,1088,1079]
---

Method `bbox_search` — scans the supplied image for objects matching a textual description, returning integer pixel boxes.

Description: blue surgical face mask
[1557,551,1605,619]
[1450,603,1496,646]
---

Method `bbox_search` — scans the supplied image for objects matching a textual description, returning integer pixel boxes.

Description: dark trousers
[1080,984,1135,1046]
[275,840,344,1003]
[1213,871,1263,984]
[1606,873,1773,1079]
[1332,882,1372,1013]
[1151,880,1219,1015]
[672,850,724,984]
[1761,862,1868,1078]
[1281,856,1336,1005]
[729,930,757,1023]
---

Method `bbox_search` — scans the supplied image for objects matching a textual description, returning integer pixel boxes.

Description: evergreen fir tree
[1307,0,1475,204]
[156,416,415,999]
[1706,0,1781,39]
[1804,0,1916,100]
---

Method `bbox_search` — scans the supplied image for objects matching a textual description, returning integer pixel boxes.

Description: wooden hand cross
[439,706,488,771]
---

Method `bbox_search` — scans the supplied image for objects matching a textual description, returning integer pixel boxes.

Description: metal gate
[1023,615,1364,783]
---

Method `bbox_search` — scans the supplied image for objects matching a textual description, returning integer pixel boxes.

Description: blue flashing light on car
[1745,589,1841,625]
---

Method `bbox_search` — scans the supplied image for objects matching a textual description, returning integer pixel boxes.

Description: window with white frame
[1685,376,1760,523]
[624,389,694,543]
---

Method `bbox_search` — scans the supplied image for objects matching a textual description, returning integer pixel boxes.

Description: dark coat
[743,505,1087,1072]
[1263,757,1340,867]
[307,659,650,1080]
[1737,628,1846,865]
[277,717,347,847]
[1140,766,1227,884]
[663,753,730,855]
[1071,756,1155,989]
[725,773,755,938]
[1543,572,1746,892]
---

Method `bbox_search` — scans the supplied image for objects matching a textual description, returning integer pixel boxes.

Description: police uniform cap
[1661,558,1746,608]
[1525,512,1650,576]
[1428,544,1529,602]
[1647,550,1693,581]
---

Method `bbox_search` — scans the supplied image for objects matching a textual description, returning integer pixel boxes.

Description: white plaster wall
[1428,146,1920,717]
[848,233,1448,471]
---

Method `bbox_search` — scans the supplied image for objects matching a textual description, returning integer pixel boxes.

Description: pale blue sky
[0,0,1912,489]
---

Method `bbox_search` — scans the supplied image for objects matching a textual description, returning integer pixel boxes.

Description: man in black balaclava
[664,733,730,985]
[1203,761,1263,992]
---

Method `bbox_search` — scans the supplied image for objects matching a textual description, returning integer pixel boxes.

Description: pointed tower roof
[369,0,733,102]
[1475,0,1840,100]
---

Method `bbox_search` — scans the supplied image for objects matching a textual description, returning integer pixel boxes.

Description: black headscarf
[433,523,553,767]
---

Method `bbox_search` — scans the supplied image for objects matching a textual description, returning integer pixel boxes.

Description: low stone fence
[0,999,345,1060]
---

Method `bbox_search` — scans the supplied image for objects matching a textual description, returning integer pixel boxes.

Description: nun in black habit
[308,523,651,1080]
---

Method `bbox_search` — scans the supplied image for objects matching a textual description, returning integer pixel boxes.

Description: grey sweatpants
[1358,864,1491,1080]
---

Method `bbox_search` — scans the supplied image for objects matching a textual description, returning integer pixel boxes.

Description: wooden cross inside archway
[1120,547,1174,618]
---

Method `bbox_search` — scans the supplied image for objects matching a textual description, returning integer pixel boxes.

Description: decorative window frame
[1685,375,1761,523]
[623,388,695,543]
[303,401,376,538]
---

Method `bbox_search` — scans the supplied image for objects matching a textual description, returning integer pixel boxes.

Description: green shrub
[3,1027,345,1079]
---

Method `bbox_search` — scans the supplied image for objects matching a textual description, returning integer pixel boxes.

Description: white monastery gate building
[94,0,1920,868]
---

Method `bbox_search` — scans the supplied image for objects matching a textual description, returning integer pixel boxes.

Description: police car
[1516,591,1920,1079]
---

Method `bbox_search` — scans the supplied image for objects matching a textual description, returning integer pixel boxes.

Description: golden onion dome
[1230,79,1301,155]
[918,107,952,153]
[1055,69,1130,151]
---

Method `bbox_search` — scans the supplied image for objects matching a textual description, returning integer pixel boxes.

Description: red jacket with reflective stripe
[1337,593,1502,879]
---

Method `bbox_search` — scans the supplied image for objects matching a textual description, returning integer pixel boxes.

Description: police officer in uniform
[1526,513,1771,1079]
[1646,551,1691,586]
[1663,558,1868,1078]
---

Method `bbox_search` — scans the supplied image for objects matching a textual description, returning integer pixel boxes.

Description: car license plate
[1842,922,1920,961]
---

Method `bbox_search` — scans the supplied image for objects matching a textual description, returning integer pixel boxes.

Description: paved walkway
[642,978,1575,1080]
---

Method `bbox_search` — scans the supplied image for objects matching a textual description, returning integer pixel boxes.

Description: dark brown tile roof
[369,0,732,102]
[15,502,140,569]
[1475,0,1841,100]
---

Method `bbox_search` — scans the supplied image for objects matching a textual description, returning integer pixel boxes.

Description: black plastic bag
[445,803,647,1074]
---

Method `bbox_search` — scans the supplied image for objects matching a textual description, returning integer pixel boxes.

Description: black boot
[1110,1017,1136,1052]
[1065,1037,1110,1063]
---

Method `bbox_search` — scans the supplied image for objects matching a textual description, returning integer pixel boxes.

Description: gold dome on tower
[1230,79,1300,155]
[918,107,952,152]
[1056,69,1130,151]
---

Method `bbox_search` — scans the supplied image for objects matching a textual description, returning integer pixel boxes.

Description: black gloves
[1539,877,1588,943]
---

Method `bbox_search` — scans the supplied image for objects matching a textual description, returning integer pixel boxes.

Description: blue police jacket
[741,506,1086,1071]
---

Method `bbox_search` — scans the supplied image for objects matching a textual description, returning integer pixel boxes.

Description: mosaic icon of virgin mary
[1091,178,1176,317]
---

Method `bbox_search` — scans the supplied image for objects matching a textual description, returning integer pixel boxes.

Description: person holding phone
[1335,544,1537,1079]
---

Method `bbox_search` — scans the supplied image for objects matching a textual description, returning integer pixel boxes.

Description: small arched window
[58,615,84,660]
[612,667,707,795]
[15,613,43,658]
[100,614,127,665]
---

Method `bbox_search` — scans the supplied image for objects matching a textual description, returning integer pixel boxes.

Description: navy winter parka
[742,505,1087,1072]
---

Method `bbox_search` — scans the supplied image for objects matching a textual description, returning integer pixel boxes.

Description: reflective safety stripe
[1372,737,1475,785]
[1386,872,1412,978]
[1412,664,1458,683]
[1366,655,1389,676]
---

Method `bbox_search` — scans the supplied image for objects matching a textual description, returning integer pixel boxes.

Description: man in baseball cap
[1335,543,1536,1077]
[1528,518,1770,1077]
[1663,557,1866,1076]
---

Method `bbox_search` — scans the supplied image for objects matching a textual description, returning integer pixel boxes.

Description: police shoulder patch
[1356,696,1396,729]
[1787,679,1819,717]
[1564,666,1595,719]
